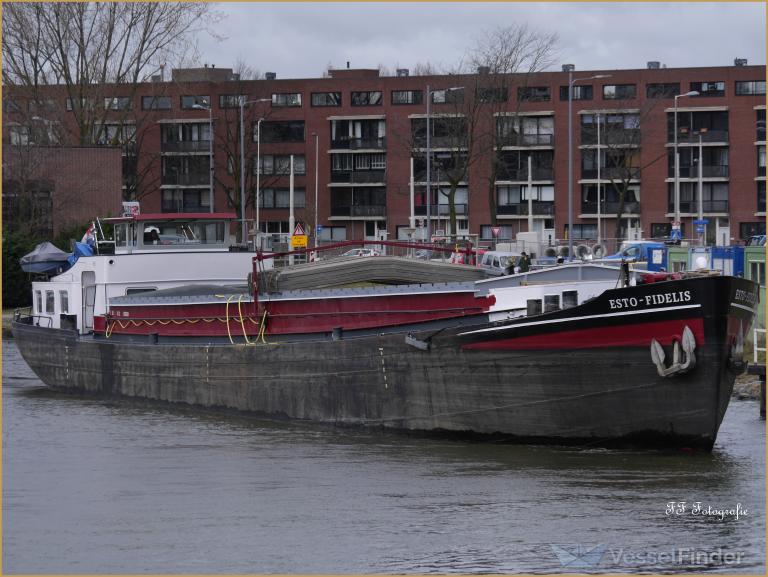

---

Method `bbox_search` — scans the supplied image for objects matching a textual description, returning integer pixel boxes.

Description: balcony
[668,165,729,178]
[330,204,387,217]
[413,135,467,149]
[498,167,554,181]
[497,133,554,147]
[581,128,641,146]
[330,137,386,150]
[161,172,210,186]
[581,201,641,214]
[497,202,554,216]
[671,129,729,144]
[581,167,640,180]
[668,200,729,213]
[161,140,211,153]
[414,204,468,216]
[330,170,386,184]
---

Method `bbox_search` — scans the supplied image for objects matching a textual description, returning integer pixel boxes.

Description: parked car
[478,250,521,276]
[341,248,380,257]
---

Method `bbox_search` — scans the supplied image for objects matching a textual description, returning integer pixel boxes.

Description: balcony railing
[330,137,386,150]
[670,129,729,144]
[497,202,555,216]
[581,201,641,214]
[413,136,468,149]
[161,172,210,186]
[497,133,554,147]
[668,165,729,178]
[581,128,641,146]
[161,140,211,153]
[581,167,640,180]
[414,204,468,216]
[499,167,554,181]
[668,200,729,213]
[330,170,386,184]
[330,204,387,217]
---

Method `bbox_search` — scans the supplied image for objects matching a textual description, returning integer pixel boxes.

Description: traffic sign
[291,235,308,248]
[693,219,709,225]
[316,225,323,233]
[293,222,306,236]
[491,226,501,237]
[695,225,705,234]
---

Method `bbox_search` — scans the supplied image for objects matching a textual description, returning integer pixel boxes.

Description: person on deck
[518,251,531,273]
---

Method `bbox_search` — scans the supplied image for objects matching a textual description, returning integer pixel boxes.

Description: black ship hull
[12,275,758,449]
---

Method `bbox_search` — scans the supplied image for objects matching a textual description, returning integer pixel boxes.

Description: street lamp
[312,131,319,249]
[254,117,266,242]
[568,72,610,260]
[239,97,270,244]
[192,101,214,213]
[425,85,463,242]
[673,90,699,239]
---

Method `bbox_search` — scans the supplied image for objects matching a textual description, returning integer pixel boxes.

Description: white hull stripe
[459,304,702,336]
[730,302,756,313]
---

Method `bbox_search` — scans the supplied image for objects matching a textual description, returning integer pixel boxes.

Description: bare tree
[466,24,558,228]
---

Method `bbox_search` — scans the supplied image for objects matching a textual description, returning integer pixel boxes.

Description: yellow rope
[237,295,253,345]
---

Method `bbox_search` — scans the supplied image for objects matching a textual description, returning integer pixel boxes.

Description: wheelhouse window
[311,92,341,107]
[35,290,42,313]
[271,93,302,107]
[45,290,55,314]
[141,96,171,110]
[59,291,69,314]
[602,84,636,100]
[351,91,382,106]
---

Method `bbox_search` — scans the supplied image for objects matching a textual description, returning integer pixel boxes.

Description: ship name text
[609,290,692,310]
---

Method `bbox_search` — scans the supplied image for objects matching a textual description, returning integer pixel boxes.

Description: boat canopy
[20,242,71,274]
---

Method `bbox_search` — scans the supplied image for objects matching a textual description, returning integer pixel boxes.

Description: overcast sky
[195,2,765,78]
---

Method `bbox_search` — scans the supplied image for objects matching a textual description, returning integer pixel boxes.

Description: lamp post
[568,72,610,260]
[673,90,699,238]
[425,85,462,243]
[312,131,319,249]
[596,113,602,248]
[192,101,214,213]
[239,97,270,244]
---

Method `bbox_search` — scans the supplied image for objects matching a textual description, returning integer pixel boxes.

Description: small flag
[81,222,96,246]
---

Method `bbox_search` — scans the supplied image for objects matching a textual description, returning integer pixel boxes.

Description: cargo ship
[12,240,759,449]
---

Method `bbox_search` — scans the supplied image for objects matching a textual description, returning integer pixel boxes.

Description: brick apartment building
[3,61,765,247]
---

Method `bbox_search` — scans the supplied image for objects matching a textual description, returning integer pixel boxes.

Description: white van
[479,250,521,276]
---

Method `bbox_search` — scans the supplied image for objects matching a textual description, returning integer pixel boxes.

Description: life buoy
[575,244,591,259]
[557,245,570,258]
[591,243,606,259]
[544,247,557,258]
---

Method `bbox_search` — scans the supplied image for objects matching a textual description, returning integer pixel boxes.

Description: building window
[391,90,423,105]
[759,146,766,175]
[219,94,245,108]
[3,99,22,113]
[141,96,171,110]
[646,83,680,98]
[603,84,637,100]
[431,88,464,104]
[181,95,210,109]
[559,85,593,101]
[750,261,765,287]
[758,109,766,142]
[518,86,550,102]
[667,182,729,213]
[758,181,766,212]
[311,92,341,107]
[496,115,554,146]
[651,223,687,240]
[259,188,306,208]
[690,81,725,97]
[740,221,766,239]
[66,97,95,111]
[735,80,766,96]
[272,93,302,107]
[256,154,306,175]
[161,189,211,213]
[477,87,508,103]
[351,91,382,106]
[480,225,513,241]
[59,291,69,314]
[566,224,597,240]
[260,120,305,143]
[319,226,347,241]
[104,97,132,110]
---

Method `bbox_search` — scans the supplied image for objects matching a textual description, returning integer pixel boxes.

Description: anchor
[650,326,697,378]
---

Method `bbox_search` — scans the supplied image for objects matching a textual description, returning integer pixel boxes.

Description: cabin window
[544,294,560,313]
[126,287,157,295]
[35,290,42,313]
[59,291,69,314]
[527,299,542,316]
[45,290,55,313]
[562,290,578,309]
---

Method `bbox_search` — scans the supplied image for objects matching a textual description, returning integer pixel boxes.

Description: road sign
[293,222,306,236]
[696,225,705,234]
[316,225,323,233]
[491,226,501,237]
[693,219,709,225]
[291,235,308,248]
